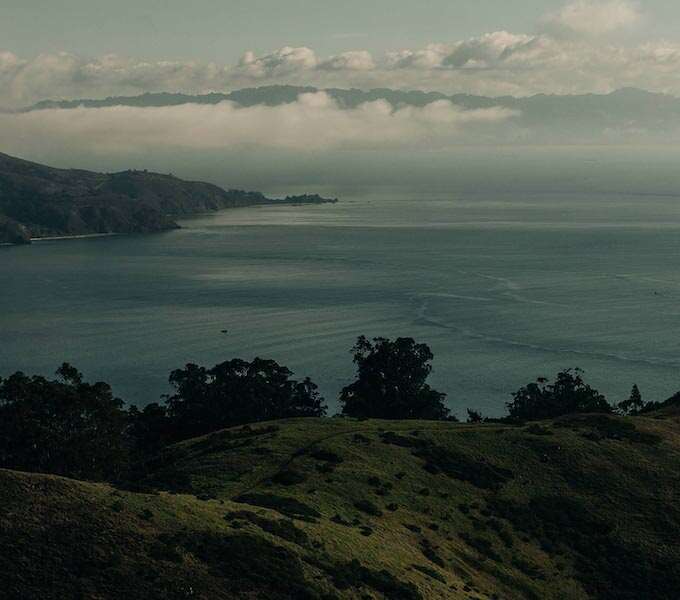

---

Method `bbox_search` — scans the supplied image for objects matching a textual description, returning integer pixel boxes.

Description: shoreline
[31,232,123,242]
[4,198,338,246]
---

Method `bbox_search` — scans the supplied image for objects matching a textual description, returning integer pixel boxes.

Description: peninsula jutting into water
[0,152,336,245]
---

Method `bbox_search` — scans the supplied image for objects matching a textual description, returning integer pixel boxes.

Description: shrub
[420,539,445,567]
[235,493,320,520]
[380,432,430,449]
[412,564,446,583]
[310,448,344,463]
[182,532,320,599]
[354,499,382,517]
[271,469,307,486]
[555,415,661,445]
[322,558,422,600]
[224,511,308,546]
[414,444,513,490]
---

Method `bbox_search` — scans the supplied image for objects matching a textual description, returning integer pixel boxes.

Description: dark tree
[0,364,129,480]
[466,409,484,423]
[618,384,644,415]
[507,368,611,421]
[165,358,326,441]
[127,402,174,453]
[340,336,449,420]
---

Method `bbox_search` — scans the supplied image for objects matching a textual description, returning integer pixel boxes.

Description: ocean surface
[3,179,680,416]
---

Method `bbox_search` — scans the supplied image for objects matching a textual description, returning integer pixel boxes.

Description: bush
[271,469,308,486]
[354,499,383,517]
[412,564,446,583]
[420,539,445,567]
[182,532,320,599]
[224,511,308,546]
[310,448,344,463]
[555,415,660,445]
[235,493,321,520]
[323,558,422,600]
[414,444,513,490]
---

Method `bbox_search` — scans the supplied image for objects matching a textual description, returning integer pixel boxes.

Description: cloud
[0,51,228,108]
[542,0,642,37]
[0,93,518,156]
[443,32,539,69]
[0,0,677,109]
[4,38,680,109]
[318,50,375,71]
[236,46,318,78]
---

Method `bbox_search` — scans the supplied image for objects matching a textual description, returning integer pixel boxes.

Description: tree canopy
[507,368,611,421]
[340,336,449,420]
[0,363,128,480]
[165,357,326,441]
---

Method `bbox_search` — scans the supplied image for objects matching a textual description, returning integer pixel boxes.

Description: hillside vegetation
[2,412,679,600]
[0,152,335,244]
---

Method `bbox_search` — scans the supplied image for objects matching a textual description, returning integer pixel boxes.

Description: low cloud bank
[0,93,517,155]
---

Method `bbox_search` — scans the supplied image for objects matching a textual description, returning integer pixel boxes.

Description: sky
[2,0,680,179]
[3,0,678,60]
[3,0,680,109]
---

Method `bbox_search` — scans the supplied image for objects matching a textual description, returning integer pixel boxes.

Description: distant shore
[31,233,123,242]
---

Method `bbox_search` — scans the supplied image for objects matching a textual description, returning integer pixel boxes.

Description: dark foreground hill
[0,152,335,244]
[2,413,679,599]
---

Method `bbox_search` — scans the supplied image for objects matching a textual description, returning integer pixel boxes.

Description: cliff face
[0,153,335,244]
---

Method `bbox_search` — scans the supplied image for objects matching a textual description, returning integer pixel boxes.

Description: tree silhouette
[340,336,449,420]
[507,368,611,420]
[467,409,484,423]
[0,363,128,480]
[618,384,644,415]
[165,358,326,441]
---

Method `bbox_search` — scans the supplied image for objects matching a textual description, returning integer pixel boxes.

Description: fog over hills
[18,85,680,144]
[25,84,679,113]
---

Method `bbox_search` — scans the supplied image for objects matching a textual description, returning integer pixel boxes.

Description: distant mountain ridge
[22,85,680,113]
[0,152,335,245]
[19,85,680,142]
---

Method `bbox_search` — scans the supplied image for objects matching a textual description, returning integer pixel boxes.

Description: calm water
[3,188,680,416]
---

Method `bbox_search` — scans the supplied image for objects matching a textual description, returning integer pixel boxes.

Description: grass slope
[2,413,679,599]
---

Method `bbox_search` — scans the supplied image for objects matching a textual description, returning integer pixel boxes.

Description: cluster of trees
[130,358,326,451]
[0,364,128,480]
[0,335,667,482]
[0,357,327,479]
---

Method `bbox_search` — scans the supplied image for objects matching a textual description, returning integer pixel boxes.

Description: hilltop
[2,412,679,599]
[0,152,335,244]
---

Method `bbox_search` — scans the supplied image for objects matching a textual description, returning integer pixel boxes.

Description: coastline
[31,232,123,242]
[3,196,338,246]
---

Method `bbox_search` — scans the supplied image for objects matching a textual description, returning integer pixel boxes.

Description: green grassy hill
[2,413,679,599]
